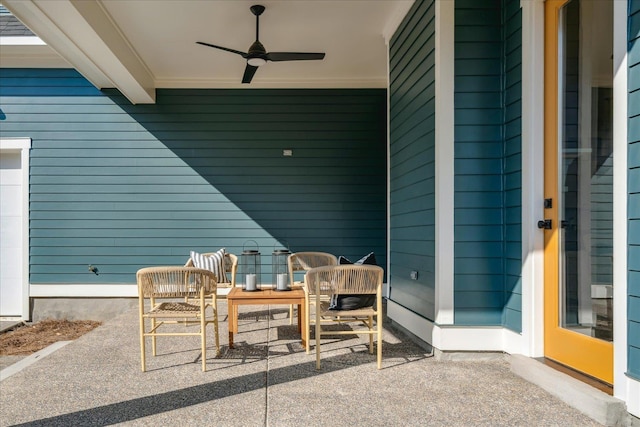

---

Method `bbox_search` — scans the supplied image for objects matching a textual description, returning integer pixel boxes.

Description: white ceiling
[1,0,413,103]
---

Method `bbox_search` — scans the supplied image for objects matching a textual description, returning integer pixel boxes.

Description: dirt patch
[0,319,101,356]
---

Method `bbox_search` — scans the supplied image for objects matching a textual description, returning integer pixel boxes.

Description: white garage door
[0,151,24,317]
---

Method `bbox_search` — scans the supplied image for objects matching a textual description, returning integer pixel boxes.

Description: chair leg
[377,314,382,370]
[138,297,145,372]
[305,318,311,354]
[213,302,220,357]
[290,304,294,325]
[368,315,374,354]
[139,317,146,372]
[201,309,207,372]
[315,311,322,370]
[305,293,311,354]
[151,318,157,356]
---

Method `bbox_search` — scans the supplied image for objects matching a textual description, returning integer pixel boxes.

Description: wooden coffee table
[226,286,306,349]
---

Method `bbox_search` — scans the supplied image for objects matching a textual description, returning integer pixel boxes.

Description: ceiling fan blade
[196,41,247,58]
[266,52,326,62]
[242,64,259,84]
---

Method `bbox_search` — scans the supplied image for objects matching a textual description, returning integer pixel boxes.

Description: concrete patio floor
[0,300,607,426]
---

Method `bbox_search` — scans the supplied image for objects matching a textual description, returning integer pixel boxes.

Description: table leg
[299,302,306,347]
[229,301,236,349]
[233,302,238,333]
[227,296,306,349]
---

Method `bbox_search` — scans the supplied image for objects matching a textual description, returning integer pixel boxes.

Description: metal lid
[272,249,291,255]
[242,250,260,255]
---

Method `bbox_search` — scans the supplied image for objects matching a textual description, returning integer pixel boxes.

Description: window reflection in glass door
[558,0,613,342]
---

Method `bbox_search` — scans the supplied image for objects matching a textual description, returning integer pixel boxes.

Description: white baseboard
[627,375,640,418]
[30,284,138,297]
[387,299,523,354]
[30,284,233,298]
[387,299,434,344]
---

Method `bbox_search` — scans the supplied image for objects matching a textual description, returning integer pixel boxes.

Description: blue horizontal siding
[0,69,387,285]
[455,274,504,292]
[629,0,640,378]
[630,320,640,349]
[455,258,504,276]
[455,308,503,325]
[453,0,522,330]
[389,0,437,321]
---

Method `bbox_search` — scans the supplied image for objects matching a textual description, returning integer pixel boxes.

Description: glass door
[543,0,613,385]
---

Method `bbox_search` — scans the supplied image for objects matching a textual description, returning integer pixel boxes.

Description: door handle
[537,219,552,230]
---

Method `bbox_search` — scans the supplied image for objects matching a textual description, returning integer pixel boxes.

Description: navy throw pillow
[329,252,377,310]
[338,252,377,266]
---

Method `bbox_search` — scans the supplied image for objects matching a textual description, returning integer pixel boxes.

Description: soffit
[1,0,413,104]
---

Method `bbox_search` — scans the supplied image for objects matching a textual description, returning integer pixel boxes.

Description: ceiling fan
[196,4,326,84]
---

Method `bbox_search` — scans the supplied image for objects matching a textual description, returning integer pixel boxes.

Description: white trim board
[0,138,31,321]
[434,0,455,326]
[29,284,235,298]
[387,300,523,354]
[626,376,640,418]
[0,36,45,45]
[612,0,629,406]
[30,284,138,298]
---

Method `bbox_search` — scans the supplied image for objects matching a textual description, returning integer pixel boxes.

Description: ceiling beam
[3,0,156,104]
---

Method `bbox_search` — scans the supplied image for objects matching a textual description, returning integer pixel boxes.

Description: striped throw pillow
[190,249,226,282]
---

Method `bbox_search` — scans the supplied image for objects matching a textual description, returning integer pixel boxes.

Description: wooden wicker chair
[137,266,220,372]
[287,252,338,329]
[305,264,384,369]
[184,252,238,290]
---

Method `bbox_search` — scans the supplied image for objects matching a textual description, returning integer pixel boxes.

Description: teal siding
[454,0,522,330]
[388,0,522,329]
[0,69,387,284]
[389,0,437,321]
[502,0,523,332]
[629,0,640,379]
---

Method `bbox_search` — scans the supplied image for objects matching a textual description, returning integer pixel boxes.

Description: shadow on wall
[1,68,387,285]
[104,88,388,268]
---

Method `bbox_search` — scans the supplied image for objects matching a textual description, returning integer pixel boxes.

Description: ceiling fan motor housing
[248,40,267,57]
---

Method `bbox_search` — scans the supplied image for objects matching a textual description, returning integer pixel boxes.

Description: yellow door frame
[543,0,613,385]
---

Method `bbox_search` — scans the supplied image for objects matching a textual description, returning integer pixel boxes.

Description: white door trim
[0,138,31,320]
[612,0,632,407]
